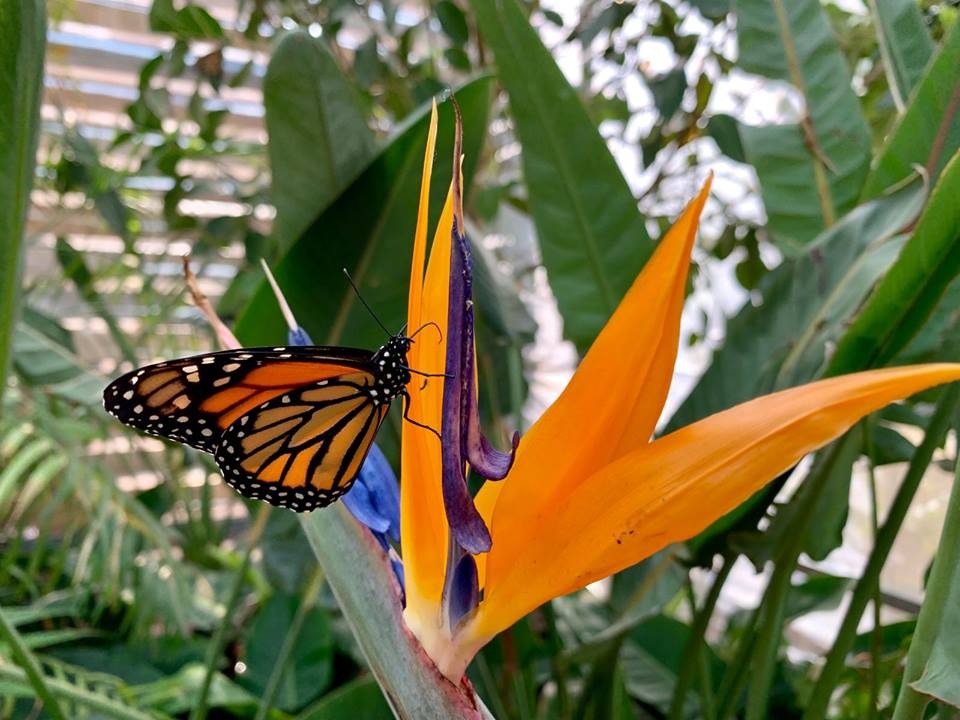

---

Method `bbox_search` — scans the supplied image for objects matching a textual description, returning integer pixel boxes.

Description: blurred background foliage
[2,0,960,718]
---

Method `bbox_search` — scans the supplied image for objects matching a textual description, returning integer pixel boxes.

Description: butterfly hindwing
[214,373,391,512]
[103,346,374,453]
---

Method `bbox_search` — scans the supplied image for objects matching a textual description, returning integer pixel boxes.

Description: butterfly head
[371,335,413,402]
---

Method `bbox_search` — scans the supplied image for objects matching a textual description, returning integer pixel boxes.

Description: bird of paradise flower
[393,101,960,682]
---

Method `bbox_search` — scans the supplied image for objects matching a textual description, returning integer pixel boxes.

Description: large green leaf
[621,615,724,717]
[296,677,390,720]
[234,80,491,350]
[667,178,925,431]
[869,0,934,110]
[863,22,960,198]
[265,31,375,252]
[239,593,333,711]
[736,0,872,247]
[898,462,960,714]
[0,0,45,403]
[827,150,960,375]
[12,309,105,406]
[468,0,652,350]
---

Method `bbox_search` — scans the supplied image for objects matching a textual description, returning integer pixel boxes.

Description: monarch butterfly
[103,330,440,513]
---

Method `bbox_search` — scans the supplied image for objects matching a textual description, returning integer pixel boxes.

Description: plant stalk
[892,418,960,719]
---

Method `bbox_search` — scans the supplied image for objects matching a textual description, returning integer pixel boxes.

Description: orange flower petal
[474,177,711,590]
[467,365,960,641]
[401,103,451,624]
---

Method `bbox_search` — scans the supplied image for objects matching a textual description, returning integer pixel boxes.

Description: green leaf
[0,662,161,720]
[0,0,45,403]
[149,0,224,40]
[13,311,105,406]
[690,0,730,19]
[296,677,390,720]
[234,80,492,350]
[435,0,469,45]
[621,615,723,716]
[706,113,745,163]
[132,663,260,715]
[239,593,333,711]
[736,0,872,246]
[784,574,850,620]
[869,0,934,109]
[648,68,687,122]
[668,178,926,431]
[828,151,960,375]
[468,0,653,350]
[863,22,960,198]
[55,237,137,364]
[897,460,960,714]
[265,32,375,252]
[0,603,66,720]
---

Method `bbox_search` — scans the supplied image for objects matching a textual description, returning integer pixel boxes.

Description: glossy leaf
[265,32,375,251]
[296,677,390,720]
[909,568,960,710]
[0,0,44,404]
[234,80,491,350]
[828,151,960,375]
[239,593,333,711]
[869,0,934,109]
[13,309,104,406]
[468,0,653,349]
[863,22,960,198]
[736,0,872,246]
[897,460,960,714]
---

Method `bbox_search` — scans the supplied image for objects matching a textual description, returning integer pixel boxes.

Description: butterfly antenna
[409,321,443,343]
[342,268,391,337]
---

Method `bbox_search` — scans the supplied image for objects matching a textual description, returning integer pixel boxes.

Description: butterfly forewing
[215,373,391,511]
[102,346,373,453]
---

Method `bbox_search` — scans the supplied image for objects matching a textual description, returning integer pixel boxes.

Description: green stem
[189,504,271,720]
[299,504,493,718]
[892,423,960,719]
[669,555,733,720]
[0,603,66,720]
[716,618,758,720]
[746,436,857,720]
[801,384,959,720]
[865,422,882,720]
[254,568,325,720]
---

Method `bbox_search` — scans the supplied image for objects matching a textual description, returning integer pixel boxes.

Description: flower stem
[864,421,882,720]
[746,434,859,720]
[190,504,271,720]
[801,384,959,720]
[253,567,325,720]
[892,418,960,719]
[300,503,492,718]
[669,554,733,720]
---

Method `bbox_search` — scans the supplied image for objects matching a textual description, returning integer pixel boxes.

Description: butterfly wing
[214,373,391,511]
[103,346,373,453]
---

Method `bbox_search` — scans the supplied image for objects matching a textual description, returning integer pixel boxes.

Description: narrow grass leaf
[0,0,45,402]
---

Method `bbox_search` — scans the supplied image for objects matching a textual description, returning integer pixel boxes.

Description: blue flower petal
[287,326,314,347]
[448,552,479,629]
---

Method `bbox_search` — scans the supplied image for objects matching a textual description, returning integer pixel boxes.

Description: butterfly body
[103,336,414,512]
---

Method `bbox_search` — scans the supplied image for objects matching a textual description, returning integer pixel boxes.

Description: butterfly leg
[402,366,454,379]
[400,391,442,440]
